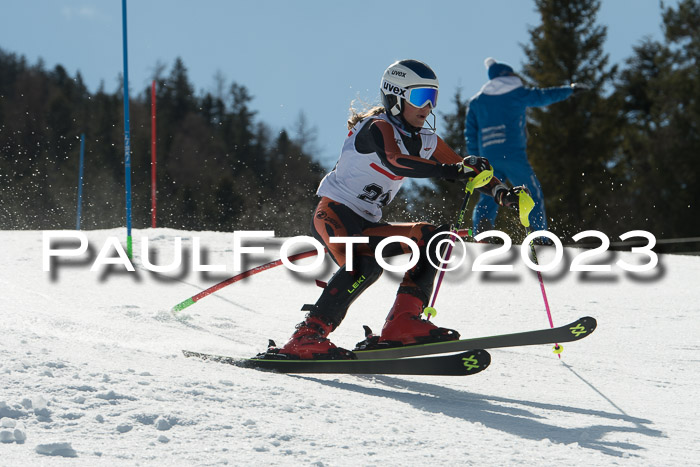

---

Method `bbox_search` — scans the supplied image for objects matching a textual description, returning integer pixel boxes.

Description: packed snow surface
[1,228,698,466]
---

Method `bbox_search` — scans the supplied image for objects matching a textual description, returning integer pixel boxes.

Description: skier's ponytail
[347,100,385,130]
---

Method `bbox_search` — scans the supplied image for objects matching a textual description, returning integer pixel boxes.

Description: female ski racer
[269,59,526,360]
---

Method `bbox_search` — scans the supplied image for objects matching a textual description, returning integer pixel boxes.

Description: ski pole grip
[517,190,535,228]
[465,168,493,194]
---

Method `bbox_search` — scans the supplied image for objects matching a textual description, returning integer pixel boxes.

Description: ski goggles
[382,80,439,109]
[405,86,439,109]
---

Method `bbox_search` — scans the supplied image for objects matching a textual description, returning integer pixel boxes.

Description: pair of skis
[182,316,596,376]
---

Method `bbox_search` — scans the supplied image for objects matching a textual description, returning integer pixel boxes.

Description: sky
[0,0,678,169]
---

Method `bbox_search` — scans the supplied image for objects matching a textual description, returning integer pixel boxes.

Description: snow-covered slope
[1,228,698,466]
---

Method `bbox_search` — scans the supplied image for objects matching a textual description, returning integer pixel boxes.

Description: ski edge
[182,349,491,376]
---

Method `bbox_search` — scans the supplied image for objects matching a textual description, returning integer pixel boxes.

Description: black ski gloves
[457,155,491,179]
[494,185,530,207]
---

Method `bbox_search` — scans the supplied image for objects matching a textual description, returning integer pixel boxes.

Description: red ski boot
[273,316,354,360]
[378,294,460,346]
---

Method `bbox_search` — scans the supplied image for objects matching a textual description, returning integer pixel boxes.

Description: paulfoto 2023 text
[42,229,657,274]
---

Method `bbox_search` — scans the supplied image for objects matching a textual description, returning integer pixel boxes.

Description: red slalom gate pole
[170,228,476,313]
[171,249,320,312]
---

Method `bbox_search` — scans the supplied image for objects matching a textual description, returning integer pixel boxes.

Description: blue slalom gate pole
[121,0,133,257]
[76,133,85,230]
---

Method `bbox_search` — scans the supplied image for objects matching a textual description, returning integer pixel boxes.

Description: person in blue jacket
[465,57,587,235]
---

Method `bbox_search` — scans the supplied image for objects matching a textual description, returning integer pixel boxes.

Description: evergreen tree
[523,0,620,239]
[225,82,258,174]
[614,0,700,240]
[0,49,325,234]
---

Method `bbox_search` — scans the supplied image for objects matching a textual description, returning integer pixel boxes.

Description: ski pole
[516,190,562,357]
[425,169,494,320]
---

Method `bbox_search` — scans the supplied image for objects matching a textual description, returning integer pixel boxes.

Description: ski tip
[579,316,597,331]
[565,316,597,341]
[457,349,490,375]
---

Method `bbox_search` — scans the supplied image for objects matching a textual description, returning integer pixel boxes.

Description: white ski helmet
[380,59,439,117]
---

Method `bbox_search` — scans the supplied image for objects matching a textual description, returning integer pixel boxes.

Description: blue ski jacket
[465,76,573,159]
